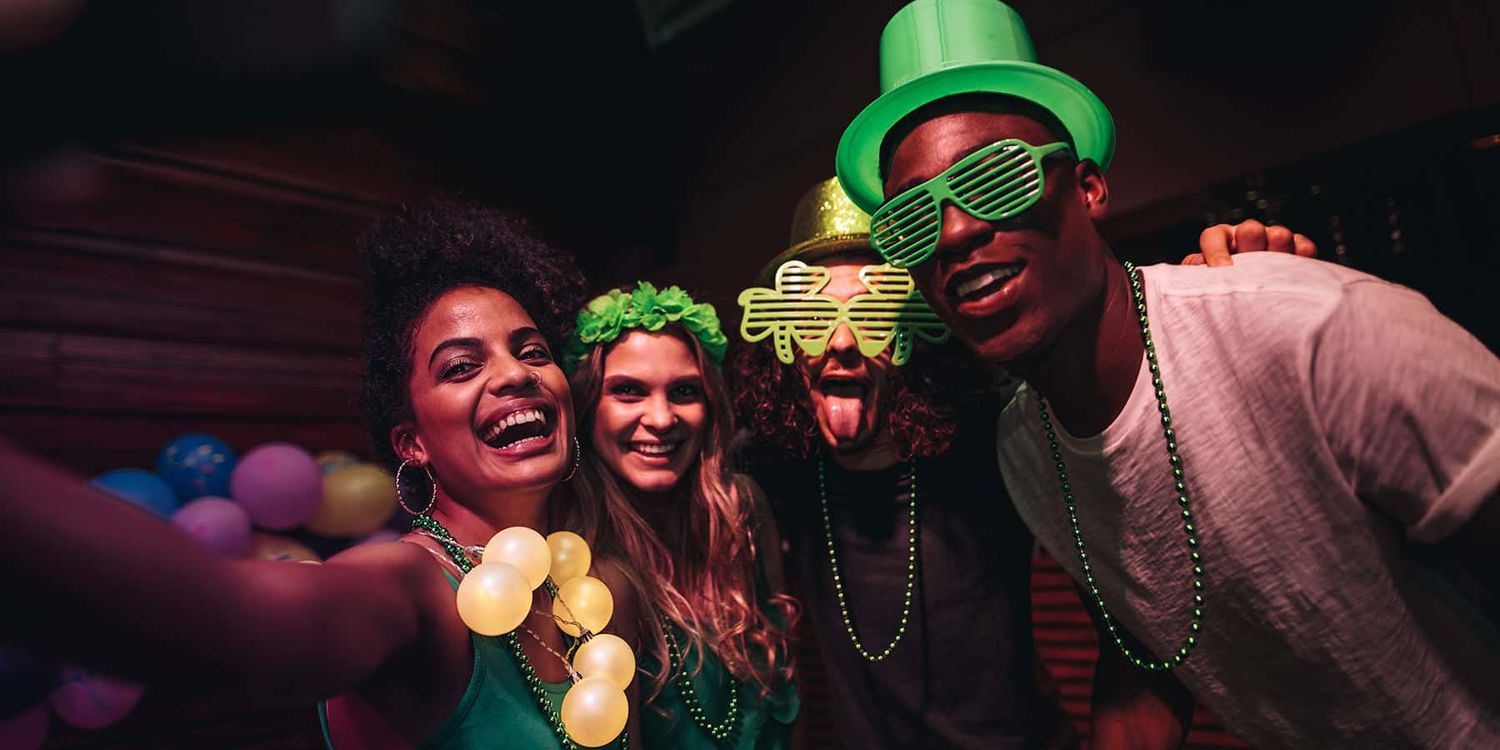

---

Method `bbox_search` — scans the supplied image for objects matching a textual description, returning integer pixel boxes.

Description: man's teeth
[631,442,679,456]
[483,408,546,443]
[956,266,1021,299]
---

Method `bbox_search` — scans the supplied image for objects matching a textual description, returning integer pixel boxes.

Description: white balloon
[483,526,551,590]
[572,633,636,690]
[455,561,531,636]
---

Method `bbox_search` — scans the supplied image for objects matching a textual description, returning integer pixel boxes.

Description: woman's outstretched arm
[0,441,432,706]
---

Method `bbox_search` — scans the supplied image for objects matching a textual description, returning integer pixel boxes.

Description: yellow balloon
[572,633,635,690]
[553,575,612,638]
[560,677,628,747]
[305,464,398,537]
[547,530,592,586]
[247,533,321,562]
[483,527,550,590]
[456,562,531,636]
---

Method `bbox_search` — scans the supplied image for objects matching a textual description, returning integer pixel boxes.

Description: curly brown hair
[726,333,1000,462]
[357,199,587,468]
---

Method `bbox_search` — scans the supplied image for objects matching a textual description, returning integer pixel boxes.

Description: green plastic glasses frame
[870,138,1072,269]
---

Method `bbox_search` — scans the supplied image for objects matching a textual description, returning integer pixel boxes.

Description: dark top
[637,619,799,750]
[750,404,1062,750]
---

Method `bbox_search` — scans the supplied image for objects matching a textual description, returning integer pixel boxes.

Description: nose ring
[528,371,541,387]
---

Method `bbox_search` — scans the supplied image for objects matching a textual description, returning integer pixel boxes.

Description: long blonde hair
[568,323,797,699]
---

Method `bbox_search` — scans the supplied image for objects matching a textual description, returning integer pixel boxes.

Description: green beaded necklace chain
[661,624,740,746]
[410,514,631,749]
[1035,261,1205,672]
[817,459,919,662]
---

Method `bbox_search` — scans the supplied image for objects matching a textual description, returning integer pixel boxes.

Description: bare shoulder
[315,535,475,739]
[326,536,445,582]
[320,536,462,631]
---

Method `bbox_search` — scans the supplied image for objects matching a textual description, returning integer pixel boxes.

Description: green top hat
[835,0,1115,214]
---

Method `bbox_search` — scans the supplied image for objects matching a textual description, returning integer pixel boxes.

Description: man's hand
[1184,219,1317,267]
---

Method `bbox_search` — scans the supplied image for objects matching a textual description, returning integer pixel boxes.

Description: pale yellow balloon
[553,575,612,637]
[306,464,398,537]
[546,530,592,586]
[572,633,636,690]
[456,561,531,636]
[482,526,550,590]
[560,677,628,747]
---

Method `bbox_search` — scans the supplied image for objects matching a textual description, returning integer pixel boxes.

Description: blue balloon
[0,647,55,719]
[156,433,237,501]
[90,469,180,517]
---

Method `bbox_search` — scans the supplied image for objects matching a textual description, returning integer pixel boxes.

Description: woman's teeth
[956,265,1021,300]
[630,442,679,456]
[482,407,549,447]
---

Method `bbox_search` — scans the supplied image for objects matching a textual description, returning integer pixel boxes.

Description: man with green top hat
[836,1,1500,748]
[729,176,1309,749]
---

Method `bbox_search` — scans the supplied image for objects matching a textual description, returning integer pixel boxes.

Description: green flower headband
[567,281,728,371]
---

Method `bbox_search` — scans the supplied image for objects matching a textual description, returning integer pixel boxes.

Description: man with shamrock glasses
[835,1,1500,748]
[731,177,1073,750]
[729,177,1313,749]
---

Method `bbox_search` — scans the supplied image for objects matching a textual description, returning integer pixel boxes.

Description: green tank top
[638,622,799,750]
[318,570,626,749]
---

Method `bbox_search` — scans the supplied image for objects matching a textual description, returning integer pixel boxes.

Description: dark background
[2,0,1496,746]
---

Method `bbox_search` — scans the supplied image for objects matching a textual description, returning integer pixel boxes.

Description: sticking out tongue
[821,382,867,442]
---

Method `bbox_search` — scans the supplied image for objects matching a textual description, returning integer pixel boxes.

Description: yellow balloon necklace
[411,515,634,748]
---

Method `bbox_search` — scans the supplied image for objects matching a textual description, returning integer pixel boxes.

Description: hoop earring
[562,436,581,483]
[396,460,438,516]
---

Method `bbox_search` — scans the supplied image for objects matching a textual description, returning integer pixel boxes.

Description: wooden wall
[0,143,384,475]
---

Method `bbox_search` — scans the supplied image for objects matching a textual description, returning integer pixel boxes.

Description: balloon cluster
[89,434,404,566]
[456,528,632,748]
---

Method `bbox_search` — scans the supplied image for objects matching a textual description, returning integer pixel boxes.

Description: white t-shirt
[997,253,1500,748]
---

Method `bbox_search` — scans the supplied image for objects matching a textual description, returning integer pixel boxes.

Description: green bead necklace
[662,624,740,746]
[410,514,630,749]
[1035,261,1205,672]
[817,459,919,662]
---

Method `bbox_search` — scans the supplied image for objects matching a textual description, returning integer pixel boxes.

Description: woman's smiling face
[589,330,708,495]
[400,285,574,502]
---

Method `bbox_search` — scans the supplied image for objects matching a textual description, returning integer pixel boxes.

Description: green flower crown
[566,281,728,371]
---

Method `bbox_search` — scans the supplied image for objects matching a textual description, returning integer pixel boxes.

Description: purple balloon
[172,497,253,557]
[230,443,323,530]
[48,668,143,730]
[0,702,48,750]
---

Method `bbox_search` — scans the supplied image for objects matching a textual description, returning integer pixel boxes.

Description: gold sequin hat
[755,177,880,284]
